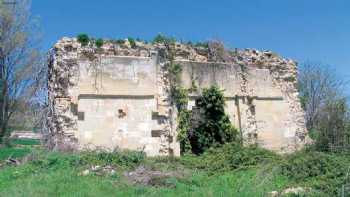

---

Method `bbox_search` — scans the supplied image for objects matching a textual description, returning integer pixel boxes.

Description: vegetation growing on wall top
[77,33,90,46]
[127,37,137,49]
[153,33,176,45]
[95,38,104,48]
[114,39,125,45]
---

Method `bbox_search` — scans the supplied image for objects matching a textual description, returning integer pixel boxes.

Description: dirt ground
[124,165,185,187]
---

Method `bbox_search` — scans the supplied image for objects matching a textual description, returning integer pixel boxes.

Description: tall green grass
[0,164,289,197]
[0,143,347,196]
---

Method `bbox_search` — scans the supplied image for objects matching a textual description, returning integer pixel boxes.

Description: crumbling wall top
[53,37,297,81]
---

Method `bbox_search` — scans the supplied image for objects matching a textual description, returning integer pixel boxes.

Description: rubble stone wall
[47,37,308,155]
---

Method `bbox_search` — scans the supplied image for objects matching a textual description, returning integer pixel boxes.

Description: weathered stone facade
[47,37,308,156]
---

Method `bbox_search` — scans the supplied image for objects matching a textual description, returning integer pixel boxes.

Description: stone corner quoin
[46,37,309,156]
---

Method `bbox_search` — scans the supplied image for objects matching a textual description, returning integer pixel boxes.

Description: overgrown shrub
[95,38,104,48]
[167,63,237,154]
[186,41,209,48]
[281,151,350,195]
[79,149,145,168]
[189,86,238,154]
[28,151,81,170]
[128,37,136,48]
[174,84,238,154]
[26,149,145,170]
[77,33,90,46]
[194,42,209,48]
[194,143,279,172]
[152,33,176,45]
[115,39,125,44]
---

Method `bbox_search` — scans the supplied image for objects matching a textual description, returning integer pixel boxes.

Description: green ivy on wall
[167,62,238,155]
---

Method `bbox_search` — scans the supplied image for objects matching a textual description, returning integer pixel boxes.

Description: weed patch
[281,150,350,195]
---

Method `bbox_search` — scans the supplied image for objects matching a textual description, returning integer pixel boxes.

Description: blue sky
[32,0,350,93]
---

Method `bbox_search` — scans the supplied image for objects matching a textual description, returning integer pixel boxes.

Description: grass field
[0,155,288,196]
[0,167,289,197]
[0,142,347,197]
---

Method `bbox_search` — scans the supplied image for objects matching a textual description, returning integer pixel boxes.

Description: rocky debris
[10,131,43,140]
[52,38,298,75]
[79,165,117,176]
[80,169,90,176]
[268,191,279,197]
[6,158,21,166]
[282,187,309,195]
[124,165,181,187]
[268,187,312,197]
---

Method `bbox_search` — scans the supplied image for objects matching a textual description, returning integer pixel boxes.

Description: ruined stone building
[47,37,308,156]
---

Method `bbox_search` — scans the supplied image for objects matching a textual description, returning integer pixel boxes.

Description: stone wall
[47,37,308,155]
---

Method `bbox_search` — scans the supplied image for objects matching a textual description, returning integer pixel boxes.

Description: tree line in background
[298,63,350,152]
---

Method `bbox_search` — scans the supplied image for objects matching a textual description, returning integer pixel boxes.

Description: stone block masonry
[47,37,309,156]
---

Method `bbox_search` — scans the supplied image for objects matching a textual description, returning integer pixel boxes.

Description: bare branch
[0,0,44,144]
